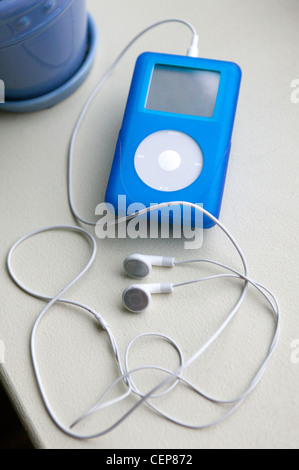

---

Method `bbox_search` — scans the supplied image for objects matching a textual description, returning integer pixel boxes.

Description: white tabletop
[1,0,299,449]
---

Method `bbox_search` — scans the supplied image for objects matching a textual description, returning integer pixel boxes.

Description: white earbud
[123,254,175,279]
[122,283,173,313]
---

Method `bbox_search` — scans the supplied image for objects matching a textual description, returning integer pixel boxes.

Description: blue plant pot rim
[0,13,98,113]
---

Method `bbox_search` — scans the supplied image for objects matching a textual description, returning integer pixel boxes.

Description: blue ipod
[105,52,242,228]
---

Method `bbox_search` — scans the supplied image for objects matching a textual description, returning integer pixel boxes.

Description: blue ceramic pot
[0,0,89,101]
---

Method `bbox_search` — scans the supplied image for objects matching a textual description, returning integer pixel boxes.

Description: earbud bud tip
[122,286,150,313]
[123,254,151,279]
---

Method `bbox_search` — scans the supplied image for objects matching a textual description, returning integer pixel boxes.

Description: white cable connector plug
[187,34,199,57]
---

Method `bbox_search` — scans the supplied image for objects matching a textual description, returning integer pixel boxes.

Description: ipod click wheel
[135,130,203,192]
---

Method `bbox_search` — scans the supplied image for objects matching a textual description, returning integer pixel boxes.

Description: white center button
[158,150,181,171]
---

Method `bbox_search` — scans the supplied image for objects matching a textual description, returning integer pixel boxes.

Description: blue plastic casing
[105,52,242,228]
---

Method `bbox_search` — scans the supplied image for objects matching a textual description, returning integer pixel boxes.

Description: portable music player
[105,52,242,227]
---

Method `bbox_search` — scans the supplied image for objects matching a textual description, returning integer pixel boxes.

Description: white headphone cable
[68,18,199,226]
[71,244,279,429]
[7,203,280,439]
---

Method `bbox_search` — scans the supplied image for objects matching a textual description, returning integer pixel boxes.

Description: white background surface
[1,0,299,449]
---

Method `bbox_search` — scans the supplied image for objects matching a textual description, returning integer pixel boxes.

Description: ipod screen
[146,64,220,118]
